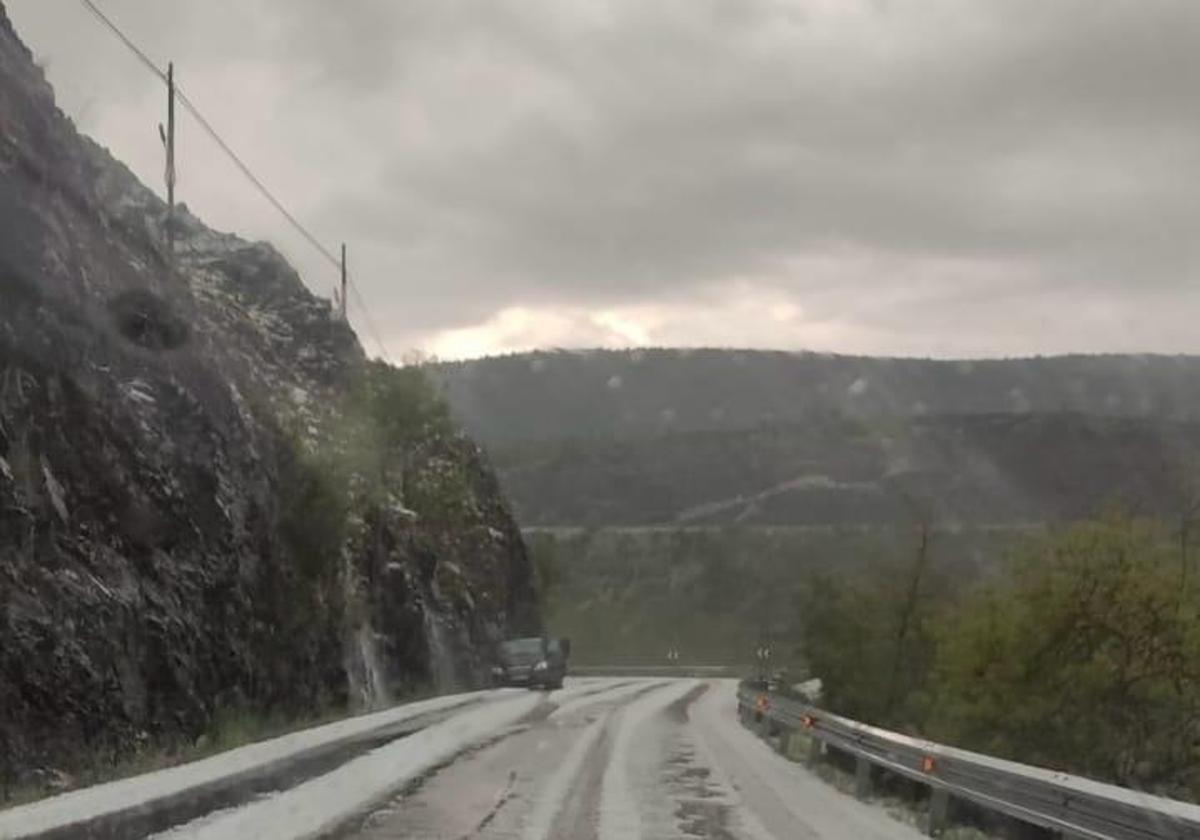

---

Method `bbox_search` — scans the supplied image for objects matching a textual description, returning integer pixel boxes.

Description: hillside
[434,348,1200,444]
[434,350,1200,665]
[0,5,537,793]
[434,350,1200,528]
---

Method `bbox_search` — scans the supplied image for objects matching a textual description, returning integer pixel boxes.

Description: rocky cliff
[0,4,539,794]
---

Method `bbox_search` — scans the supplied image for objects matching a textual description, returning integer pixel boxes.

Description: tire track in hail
[525,680,679,840]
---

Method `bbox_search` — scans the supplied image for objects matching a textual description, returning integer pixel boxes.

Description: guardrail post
[774,728,789,755]
[854,757,872,799]
[733,683,1200,839]
[926,787,948,836]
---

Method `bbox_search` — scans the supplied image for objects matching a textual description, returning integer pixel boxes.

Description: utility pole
[158,62,176,256]
[340,243,348,321]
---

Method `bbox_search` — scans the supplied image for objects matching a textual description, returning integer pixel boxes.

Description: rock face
[0,4,539,790]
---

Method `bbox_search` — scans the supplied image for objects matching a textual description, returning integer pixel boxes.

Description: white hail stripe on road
[522,714,609,840]
[598,679,699,840]
[0,688,499,839]
[148,693,543,840]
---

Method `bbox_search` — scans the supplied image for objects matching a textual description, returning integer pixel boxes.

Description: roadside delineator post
[807,734,823,764]
[921,754,949,836]
[802,715,822,764]
[754,693,770,737]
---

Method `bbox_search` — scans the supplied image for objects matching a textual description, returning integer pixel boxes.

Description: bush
[351,362,451,454]
[278,442,350,583]
[926,516,1200,794]
[796,551,945,728]
[791,513,1200,798]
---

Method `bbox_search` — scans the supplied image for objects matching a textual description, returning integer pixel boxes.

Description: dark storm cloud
[7,0,1200,357]
[307,0,1200,301]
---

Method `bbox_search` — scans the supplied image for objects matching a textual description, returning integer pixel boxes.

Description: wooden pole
[160,62,176,260]
[166,62,175,211]
[340,243,348,321]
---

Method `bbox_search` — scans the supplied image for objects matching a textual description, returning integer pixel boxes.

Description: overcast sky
[7,0,1199,360]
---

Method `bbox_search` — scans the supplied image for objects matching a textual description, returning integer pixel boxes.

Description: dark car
[491,636,570,689]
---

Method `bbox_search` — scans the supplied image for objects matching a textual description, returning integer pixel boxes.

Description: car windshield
[500,639,544,658]
[4,2,1198,838]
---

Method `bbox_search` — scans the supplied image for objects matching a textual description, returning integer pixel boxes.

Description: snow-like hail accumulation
[0,689,501,839]
[520,677,669,840]
[691,680,927,840]
[522,716,607,840]
[548,678,665,722]
[1,679,965,840]
[597,679,699,840]
[151,680,619,840]
[686,708,778,840]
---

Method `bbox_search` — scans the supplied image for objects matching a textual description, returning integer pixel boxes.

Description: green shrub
[278,442,350,583]
[927,516,1200,793]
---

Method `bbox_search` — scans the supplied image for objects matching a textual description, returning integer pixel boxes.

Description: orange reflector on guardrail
[922,755,937,773]
[802,714,816,729]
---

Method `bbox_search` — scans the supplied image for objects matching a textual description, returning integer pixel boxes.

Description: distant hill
[431,349,1200,665]
[432,350,1200,527]
[433,349,1200,444]
[490,413,1200,527]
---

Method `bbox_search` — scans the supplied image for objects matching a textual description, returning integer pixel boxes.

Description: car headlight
[491,666,505,676]
[534,660,548,671]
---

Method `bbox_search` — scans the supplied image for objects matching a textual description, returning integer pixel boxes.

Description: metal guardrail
[737,684,1200,839]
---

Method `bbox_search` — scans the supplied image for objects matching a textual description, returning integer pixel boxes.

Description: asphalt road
[339,678,923,840]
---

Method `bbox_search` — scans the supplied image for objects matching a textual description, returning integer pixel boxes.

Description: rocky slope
[0,4,538,794]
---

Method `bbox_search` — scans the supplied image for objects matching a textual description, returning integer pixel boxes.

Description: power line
[76,0,164,81]
[170,86,394,363]
[75,0,393,362]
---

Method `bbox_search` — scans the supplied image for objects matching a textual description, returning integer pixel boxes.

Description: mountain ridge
[433,350,1200,528]
[432,347,1200,445]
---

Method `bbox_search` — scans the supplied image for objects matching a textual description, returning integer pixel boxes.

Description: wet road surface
[340,679,922,840]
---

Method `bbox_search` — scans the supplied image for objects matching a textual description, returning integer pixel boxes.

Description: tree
[797,569,890,719]
[927,515,1200,795]
[884,496,938,718]
[1158,447,1200,590]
